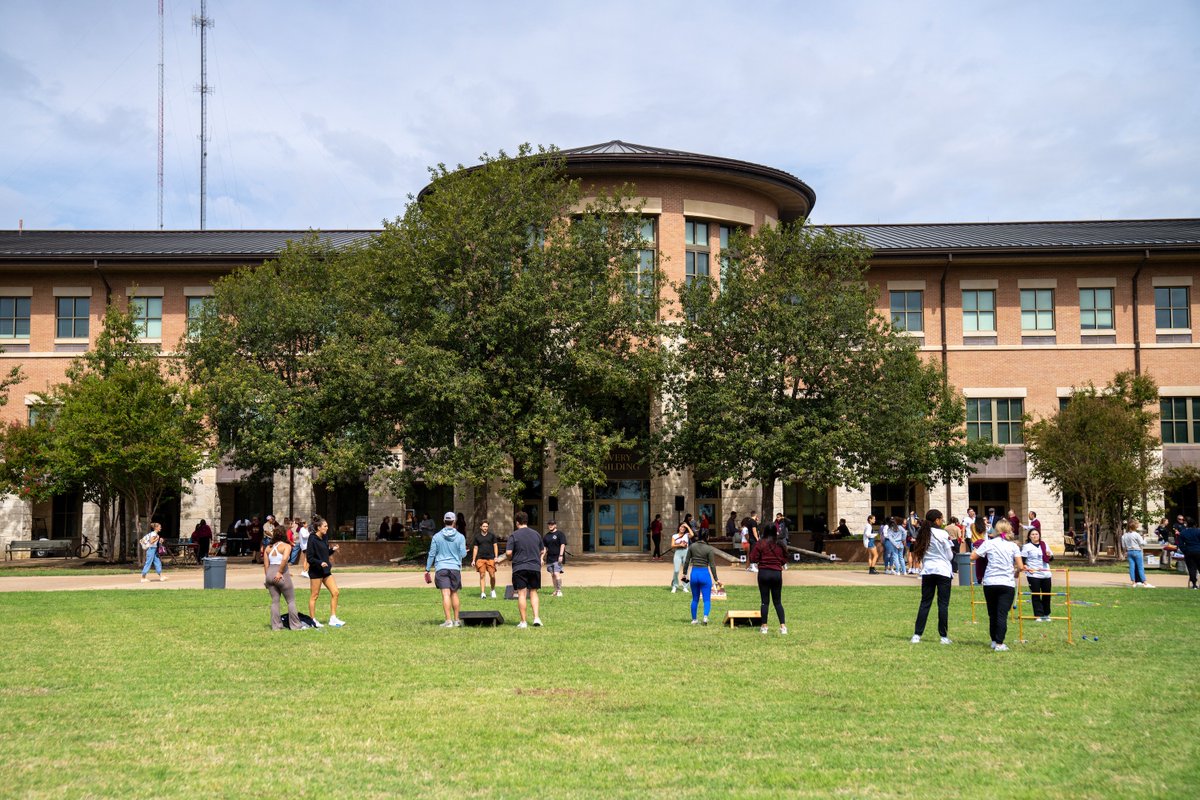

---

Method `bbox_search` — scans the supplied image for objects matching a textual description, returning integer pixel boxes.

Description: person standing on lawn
[862,514,879,575]
[506,511,545,628]
[972,520,1026,651]
[427,511,468,628]
[1178,525,1200,589]
[543,520,567,597]
[650,514,664,560]
[139,522,167,583]
[263,527,301,630]
[471,520,500,599]
[681,529,721,625]
[910,509,955,645]
[1021,528,1055,622]
[306,515,344,628]
[670,519,691,593]
[749,525,789,635]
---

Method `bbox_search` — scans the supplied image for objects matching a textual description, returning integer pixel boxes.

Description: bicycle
[76,534,111,560]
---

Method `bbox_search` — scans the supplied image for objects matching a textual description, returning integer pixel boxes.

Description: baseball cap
[443,512,456,523]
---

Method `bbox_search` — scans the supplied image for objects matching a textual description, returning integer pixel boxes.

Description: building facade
[1,142,1198,555]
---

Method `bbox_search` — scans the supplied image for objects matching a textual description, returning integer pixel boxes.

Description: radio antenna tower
[157,0,164,230]
[192,0,214,230]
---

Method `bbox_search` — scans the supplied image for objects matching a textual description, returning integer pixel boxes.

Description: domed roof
[559,140,816,221]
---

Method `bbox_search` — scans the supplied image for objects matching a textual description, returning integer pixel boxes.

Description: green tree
[0,306,210,560]
[1024,371,1160,563]
[359,145,663,518]
[654,222,904,519]
[863,348,1001,514]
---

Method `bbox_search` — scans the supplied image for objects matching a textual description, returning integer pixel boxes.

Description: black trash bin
[954,552,972,586]
[202,556,227,589]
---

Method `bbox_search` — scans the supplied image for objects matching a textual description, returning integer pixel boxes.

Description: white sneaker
[159,576,167,582]
[671,586,678,593]
[554,590,563,597]
[300,571,309,578]
[311,618,323,628]
[453,620,463,627]
[481,592,487,599]
[1143,582,1155,588]
[702,616,709,625]
[760,625,769,635]
[328,616,345,628]
[750,564,759,572]
[490,590,496,598]
[1131,582,1139,588]
[780,625,789,636]
[691,619,700,625]
[989,641,996,650]
[994,643,1009,652]
[439,620,454,628]
[910,635,921,644]
[532,618,542,627]
[940,637,952,645]
[140,578,149,583]
[516,621,528,629]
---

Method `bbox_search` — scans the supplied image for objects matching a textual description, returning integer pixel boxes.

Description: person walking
[263,527,301,630]
[543,520,567,597]
[1021,528,1054,622]
[139,522,167,583]
[670,519,691,593]
[506,511,545,628]
[426,511,468,628]
[972,520,1026,651]
[862,514,879,574]
[471,520,499,599]
[681,530,721,625]
[1178,524,1200,589]
[650,514,664,560]
[1121,520,1155,588]
[306,515,344,628]
[910,509,955,645]
[750,526,789,635]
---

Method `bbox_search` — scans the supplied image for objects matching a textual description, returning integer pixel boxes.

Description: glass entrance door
[595,500,646,552]
[620,502,643,549]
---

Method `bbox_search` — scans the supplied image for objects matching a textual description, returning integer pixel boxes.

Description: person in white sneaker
[862,515,880,575]
[506,511,545,628]
[910,510,954,645]
[972,521,1027,651]
[543,520,567,597]
[1121,520,1154,588]
[681,529,720,626]
[305,516,345,627]
[263,528,301,630]
[749,524,789,635]
[1021,529,1054,621]
[427,511,468,627]
[138,522,167,583]
[293,517,310,577]
[471,520,499,599]
[670,520,691,592]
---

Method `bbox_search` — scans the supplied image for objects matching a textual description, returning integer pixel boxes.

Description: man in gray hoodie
[426,511,468,628]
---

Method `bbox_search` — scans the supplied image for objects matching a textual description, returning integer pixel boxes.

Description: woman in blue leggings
[681,530,721,625]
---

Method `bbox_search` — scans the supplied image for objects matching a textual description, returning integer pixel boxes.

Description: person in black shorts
[505,511,545,628]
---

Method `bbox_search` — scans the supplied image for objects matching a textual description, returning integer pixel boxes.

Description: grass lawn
[1,585,1196,799]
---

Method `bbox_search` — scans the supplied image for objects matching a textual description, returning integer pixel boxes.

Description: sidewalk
[0,559,1189,592]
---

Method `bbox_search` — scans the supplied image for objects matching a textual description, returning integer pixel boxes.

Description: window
[1161,397,1200,444]
[130,296,163,340]
[1155,286,1190,329]
[962,290,996,333]
[684,219,710,289]
[56,297,89,339]
[967,398,1024,444]
[627,217,656,308]
[718,224,742,286]
[0,297,31,339]
[1079,288,1114,331]
[1020,289,1054,331]
[890,290,923,332]
[186,296,211,337]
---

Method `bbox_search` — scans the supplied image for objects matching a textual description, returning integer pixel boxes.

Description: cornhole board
[724,610,762,628]
[504,585,517,600]
[459,610,505,627]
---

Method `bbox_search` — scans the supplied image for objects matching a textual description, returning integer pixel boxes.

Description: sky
[1,0,1198,231]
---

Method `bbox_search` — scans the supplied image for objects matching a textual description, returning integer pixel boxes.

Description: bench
[159,539,198,566]
[6,539,74,560]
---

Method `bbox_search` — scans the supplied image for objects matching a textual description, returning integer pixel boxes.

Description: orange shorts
[475,559,496,576]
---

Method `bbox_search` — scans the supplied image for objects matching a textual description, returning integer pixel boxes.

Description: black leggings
[983,585,1016,645]
[1185,553,1200,587]
[651,534,661,558]
[914,574,951,637]
[1027,576,1052,617]
[757,569,785,624]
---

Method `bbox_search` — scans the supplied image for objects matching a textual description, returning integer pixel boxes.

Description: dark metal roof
[0,230,377,258]
[832,219,1200,254]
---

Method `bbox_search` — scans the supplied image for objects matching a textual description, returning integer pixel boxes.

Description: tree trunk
[472,481,488,538]
[759,475,775,525]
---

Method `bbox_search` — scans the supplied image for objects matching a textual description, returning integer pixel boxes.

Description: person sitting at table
[378,516,392,540]
[390,516,405,540]
[191,519,213,561]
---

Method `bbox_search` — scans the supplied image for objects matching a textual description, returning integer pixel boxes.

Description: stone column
[0,494,32,559]
[835,485,872,528]
[368,479,406,541]
[273,468,315,523]
[179,467,220,534]
[80,501,101,540]
[1023,474,1063,551]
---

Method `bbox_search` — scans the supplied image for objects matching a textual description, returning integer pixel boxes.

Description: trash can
[202,556,227,589]
[954,553,972,586]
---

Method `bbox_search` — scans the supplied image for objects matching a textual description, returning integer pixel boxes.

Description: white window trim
[887,280,926,291]
[1152,276,1193,287]
[1160,386,1200,397]
[0,287,33,297]
[1018,278,1057,289]
[126,286,165,297]
[963,387,1027,399]
[682,200,755,227]
[184,286,215,297]
[960,279,998,290]
[53,287,93,297]
[1021,329,1057,336]
[1155,328,1193,335]
[1077,277,1117,288]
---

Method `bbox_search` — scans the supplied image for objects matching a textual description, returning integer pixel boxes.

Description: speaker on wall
[674,495,685,512]
[548,495,559,513]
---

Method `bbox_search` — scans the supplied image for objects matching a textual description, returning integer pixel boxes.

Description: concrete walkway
[0,558,1190,592]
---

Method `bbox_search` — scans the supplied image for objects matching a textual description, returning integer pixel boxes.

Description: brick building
[1,141,1197,555]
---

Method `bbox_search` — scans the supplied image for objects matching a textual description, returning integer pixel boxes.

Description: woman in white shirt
[910,510,955,645]
[670,519,692,593]
[1021,529,1054,622]
[882,517,907,575]
[862,515,879,575]
[1121,520,1154,588]
[972,521,1027,651]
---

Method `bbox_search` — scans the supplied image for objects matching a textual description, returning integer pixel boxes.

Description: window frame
[55,296,90,340]
[962,289,996,333]
[684,218,710,289]
[1161,397,1200,444]
[130,296,164,341]
[967,397,1024,445]
[0,296,31,340]
[1079,287,1115,331]
[1020,288,1055,332]
[1154,286,1191,330]
[889,289,924,333]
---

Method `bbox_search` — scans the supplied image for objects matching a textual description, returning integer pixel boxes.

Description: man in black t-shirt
[471,520,500,599]
[505,511,545,628]
[543,520,567,597]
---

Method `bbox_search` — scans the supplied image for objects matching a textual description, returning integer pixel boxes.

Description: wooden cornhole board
[459,610,505,627]
[724,610,762,628]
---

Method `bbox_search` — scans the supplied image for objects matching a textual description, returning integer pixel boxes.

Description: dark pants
[914,575,951,637]
[651,534,662,558]
[1185,553,1200,587]
[1028,576,1052,617]
[757,568,785,624]
[812,533,825,553]
[984,585,1016,645]
[195,539,210,561]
